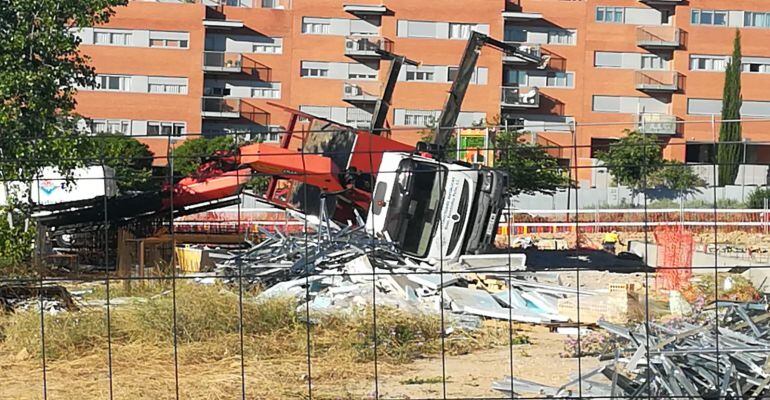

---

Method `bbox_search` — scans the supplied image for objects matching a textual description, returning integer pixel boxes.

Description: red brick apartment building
[73,0,770,184]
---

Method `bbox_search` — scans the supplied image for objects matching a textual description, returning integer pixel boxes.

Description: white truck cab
[367,152,485,262]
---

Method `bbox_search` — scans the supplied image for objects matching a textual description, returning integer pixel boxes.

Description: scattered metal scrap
[0,283,77,313]
[212,216,580,324]
[493,301,770,399]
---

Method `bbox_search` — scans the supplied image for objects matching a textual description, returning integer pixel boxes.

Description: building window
[149,82,187,95]
[204,86,230,97]
[691,9,728,26]
[252,86,280,99]
[690,55,728,71]
[641,54,666,70]
[148,121,185,137]
[95,75,131,92]
[403,110,437,126]
[406,70,434,82]
[149,38,188,48]
[94,30,132,46]
[504,27,527,42]
[744,12,770,28]
[547,29,576,45]
[742,62,770,73]
[546,72,574,88]
[348,72,376,80]
[91,119,130,135]
[302,19,331,34]
[253,41,282,54]
[449,23,475,39]
[346,108,371,126]
[596,7,624,23]
[448,67,484,84]
[253,130,281,142]
[594,52,622,68]
[300,67,329,77]
[261,0,281,8]
[592,96,621,113]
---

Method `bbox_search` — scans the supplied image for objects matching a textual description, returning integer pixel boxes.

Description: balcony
[500,86,540,108]
[342,81,379,104]
[635,71,681,92]
[201,97,270,125]
[343,4,388,15]
[638,0,684,5]
[502,44,542,65]
[202,0,252,7]
[344,36,393,58]
[636,26,683,49]
[636,113,679,135]
[202,52,242,73]
[201,53,271,80]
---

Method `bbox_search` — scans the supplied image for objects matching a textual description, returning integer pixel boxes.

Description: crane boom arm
[370,50,420,133]
[432,31,544,158]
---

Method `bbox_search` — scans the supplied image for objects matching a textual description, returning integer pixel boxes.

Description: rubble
[211,218,585,325]
[493,301,770,398]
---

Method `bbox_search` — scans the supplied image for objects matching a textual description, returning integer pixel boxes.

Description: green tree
[0,0,127,189]
[648,160,706,198]
[494,130,571,196]
[88,134,156,192]
[172,135,237,177]
[717,30,743,186]
[0,0,126,270]
[596,130,663,192]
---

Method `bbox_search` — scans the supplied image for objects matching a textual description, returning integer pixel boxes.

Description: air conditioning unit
[344,84,362,96]
[345,39,356,49]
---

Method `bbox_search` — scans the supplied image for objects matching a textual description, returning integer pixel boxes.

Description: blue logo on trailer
[40,180,57,196]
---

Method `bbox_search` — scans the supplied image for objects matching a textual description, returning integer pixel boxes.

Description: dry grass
[0,282,515,399]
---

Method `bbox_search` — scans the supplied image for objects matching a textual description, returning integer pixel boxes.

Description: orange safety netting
[655,227,694,290]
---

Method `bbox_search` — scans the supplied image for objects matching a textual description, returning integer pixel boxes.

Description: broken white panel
[458,253,527,272]
[406,273,459,291]
[344,255,375,283]
[444,286,542,323]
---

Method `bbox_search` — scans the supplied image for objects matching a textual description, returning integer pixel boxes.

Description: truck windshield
[384,159,446,258]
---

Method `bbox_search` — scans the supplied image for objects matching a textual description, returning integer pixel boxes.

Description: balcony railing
[241,55,271,80]
[639,0,684,5]
[503,44,542,64]
[635,71,681,92]
[344,36,394,57]
[202,52,242,73]
[636,26,683,48]
[501,86,540,108]
[202,0,252,7]
[636,113,678,135]
[202,97,241,118]
[342,81,379,104]
[201,97,270,125]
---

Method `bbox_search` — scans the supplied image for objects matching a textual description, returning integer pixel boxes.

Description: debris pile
[212,223,585,324]
[493,301,770,398]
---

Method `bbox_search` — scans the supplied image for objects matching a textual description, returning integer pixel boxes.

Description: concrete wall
[512,182,770,210]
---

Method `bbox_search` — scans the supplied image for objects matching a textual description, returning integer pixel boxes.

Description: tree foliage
[0,0,128,186]
[0,0,126,268]
[648,160,706,196]
[599,131,706,196]
[87,134,156,192]
[596,130,664,190]
[747,188,770,209]
[494,130,571,196]
[172,135,237,177]
[717,30,743,186]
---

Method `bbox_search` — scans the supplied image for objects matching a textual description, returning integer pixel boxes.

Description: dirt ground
[0,325,590,400]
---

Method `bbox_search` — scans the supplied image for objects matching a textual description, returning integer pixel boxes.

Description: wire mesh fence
[1,122,769,399]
